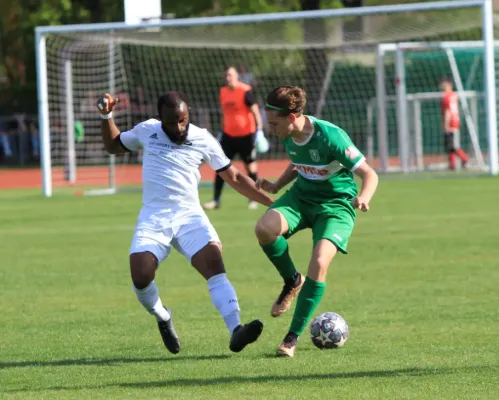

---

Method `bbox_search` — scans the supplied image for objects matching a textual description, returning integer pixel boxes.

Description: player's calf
[130,252,179,352]
[192,243,245,334]
[206,272,264,352]
[275,242,333,357]
[256,210,303,316]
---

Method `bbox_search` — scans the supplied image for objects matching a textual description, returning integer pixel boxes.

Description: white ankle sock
[207,273,241,333]
[133,281,170,322]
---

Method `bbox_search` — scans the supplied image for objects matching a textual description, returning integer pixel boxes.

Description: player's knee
[308,256,331,281]
[130,252,157,289]
[309,240,337,280]
[314,255,331,271]
[130,268,153,289]
[191,242,225,280]
[255,215,280,244]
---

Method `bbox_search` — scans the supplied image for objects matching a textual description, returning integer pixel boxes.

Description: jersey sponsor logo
[294,161,343,180]
[309,149,320,162]
[295,164,329,178]
[345,145,360,160]
[149,133,158,139]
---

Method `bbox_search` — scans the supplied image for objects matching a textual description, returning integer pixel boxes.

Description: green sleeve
[322,123,365,171]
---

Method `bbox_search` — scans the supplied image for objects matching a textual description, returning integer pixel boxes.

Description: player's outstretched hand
[352,196,369,212]
[257,179,279,194]
[96,93,118,115]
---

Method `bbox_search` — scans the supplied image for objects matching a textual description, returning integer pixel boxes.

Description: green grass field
[1,176,498,399]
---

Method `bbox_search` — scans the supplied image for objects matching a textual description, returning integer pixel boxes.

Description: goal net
[37,1,498,196]
[376,42,496,172]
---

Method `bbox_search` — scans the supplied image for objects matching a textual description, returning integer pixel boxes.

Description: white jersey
[119,119,230,225]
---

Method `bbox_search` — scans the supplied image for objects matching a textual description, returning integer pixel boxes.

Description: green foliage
[0,0,341,112]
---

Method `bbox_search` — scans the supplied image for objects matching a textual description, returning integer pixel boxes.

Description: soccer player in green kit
[255,86,379,357]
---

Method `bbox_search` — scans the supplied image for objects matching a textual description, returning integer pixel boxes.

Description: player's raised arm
[97,93,128,154]
[218,165,274,207]
[257,162,297,194]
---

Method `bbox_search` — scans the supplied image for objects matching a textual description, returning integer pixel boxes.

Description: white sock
[208,273,241,333]
[133,281,171,322]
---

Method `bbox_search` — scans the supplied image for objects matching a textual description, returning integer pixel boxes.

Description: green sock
[290,277,326,336]
[260,236,297,281]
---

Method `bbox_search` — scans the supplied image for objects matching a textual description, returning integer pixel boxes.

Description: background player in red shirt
[439,77,468,170]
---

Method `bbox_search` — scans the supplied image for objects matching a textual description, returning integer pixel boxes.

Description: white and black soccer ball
[310,312,349,349]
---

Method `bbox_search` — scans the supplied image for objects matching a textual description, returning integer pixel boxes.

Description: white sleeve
[118,127,141,152]
[203,132,231,172]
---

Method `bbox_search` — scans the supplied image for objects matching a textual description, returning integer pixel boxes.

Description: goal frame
[366,90,482,171]
[35,0,497,197]
[377,40,498,172]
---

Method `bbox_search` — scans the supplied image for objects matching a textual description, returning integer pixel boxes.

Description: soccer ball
[310,312,349,349]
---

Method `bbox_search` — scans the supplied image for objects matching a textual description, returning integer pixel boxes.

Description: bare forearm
[227,172,273,206]
[254,113,263,131]
[250,105,263,131]
[101,119,122,154]
[275,163,297,190]
[358,169,378,204]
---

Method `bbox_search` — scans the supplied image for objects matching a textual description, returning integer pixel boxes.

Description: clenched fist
[352,196,369,212]
[96,93,119,115]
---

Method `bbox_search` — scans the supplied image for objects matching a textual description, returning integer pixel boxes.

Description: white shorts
[129,213,220,264]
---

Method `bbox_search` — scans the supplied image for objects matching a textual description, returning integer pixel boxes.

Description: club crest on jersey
[345,145,360,160]
[309,149,320,162]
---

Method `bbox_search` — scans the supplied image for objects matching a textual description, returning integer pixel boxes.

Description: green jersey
[283,116,365,201]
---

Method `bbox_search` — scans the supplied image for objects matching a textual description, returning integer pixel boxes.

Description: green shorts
[269,188,356,254]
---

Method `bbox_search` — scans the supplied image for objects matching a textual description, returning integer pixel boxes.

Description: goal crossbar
[35,0,485,35]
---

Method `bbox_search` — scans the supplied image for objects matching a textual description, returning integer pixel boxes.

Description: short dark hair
[157,91,189,115]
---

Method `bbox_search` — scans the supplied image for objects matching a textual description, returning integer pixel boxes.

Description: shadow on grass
[3,365,497,393]
[0,354,230,369]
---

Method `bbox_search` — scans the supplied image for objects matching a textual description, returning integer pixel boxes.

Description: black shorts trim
[216,162,232,173]
[444,132,456,153]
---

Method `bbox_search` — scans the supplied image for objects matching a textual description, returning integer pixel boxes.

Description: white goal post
[366,90,482,171]
[35,0,498,197]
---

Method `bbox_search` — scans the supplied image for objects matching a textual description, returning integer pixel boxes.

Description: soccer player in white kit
[97,91,274,354]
